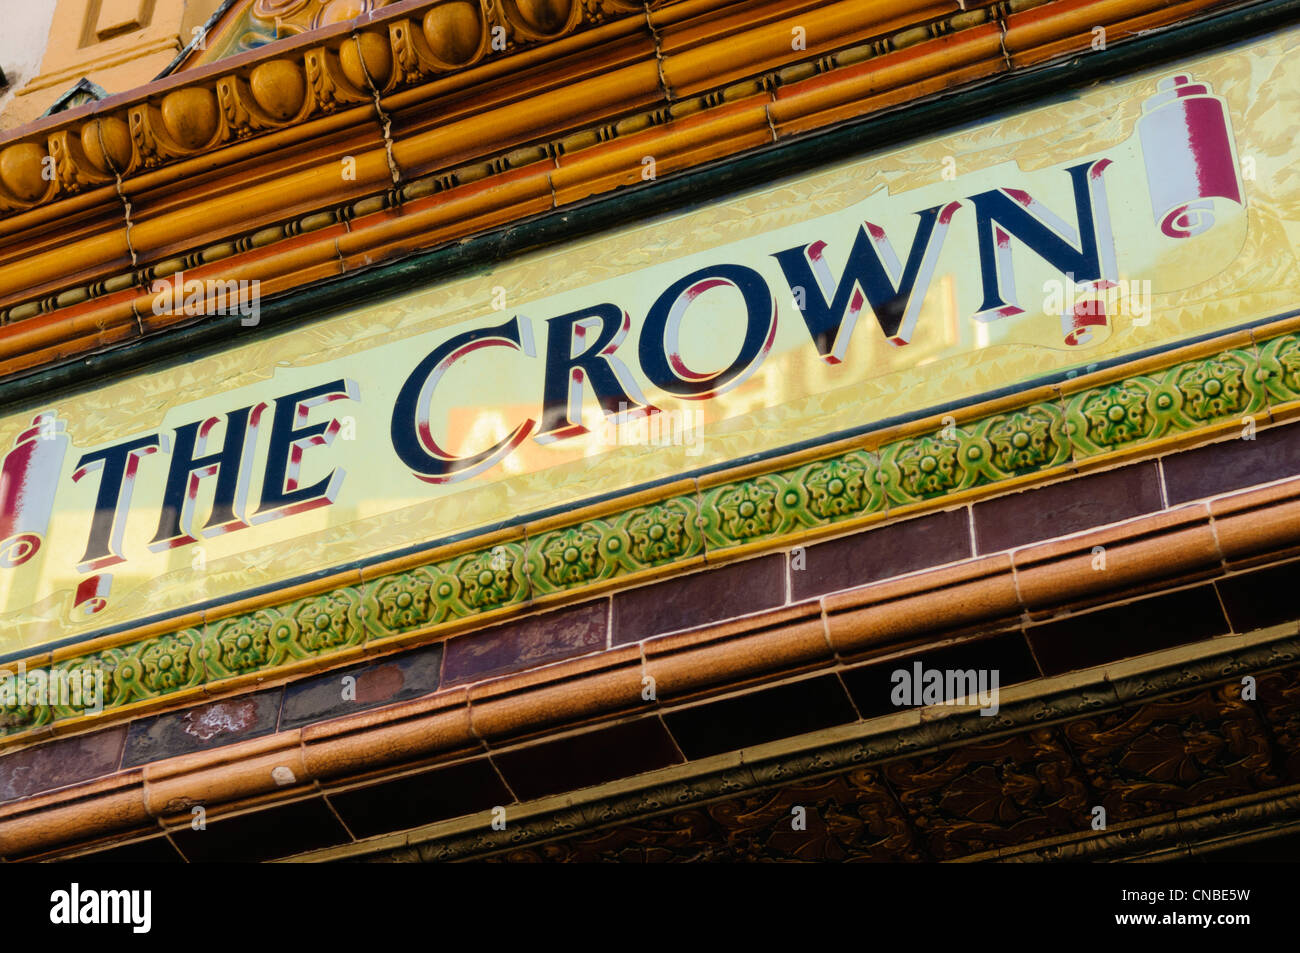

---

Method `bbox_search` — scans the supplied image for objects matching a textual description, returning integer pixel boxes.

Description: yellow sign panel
[1,27,1296,652]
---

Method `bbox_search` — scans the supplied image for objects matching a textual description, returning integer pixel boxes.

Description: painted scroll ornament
[1060,292,1111,347]
[0,413,69,569]
[1057,73,1245,342]
[73,574,112,616]
[1139,75,1244,239]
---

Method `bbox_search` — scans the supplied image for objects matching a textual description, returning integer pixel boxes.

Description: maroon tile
[662,674,857,759]
[1025,585,1229,676]
[443,601,607,686]
[328,758,512,838]
[493,718,683,800]
[840,632,1040,719]
[791,509,971,601]
[1163,422,1300,505]
[1215,559,1300,633]
[613,554,786,645]
[973,463,1163,554]
[0,726,126,803]
[279,643,443,729]
[122,689,282,768]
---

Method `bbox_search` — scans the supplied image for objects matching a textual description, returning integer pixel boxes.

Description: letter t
[73,435,164,571]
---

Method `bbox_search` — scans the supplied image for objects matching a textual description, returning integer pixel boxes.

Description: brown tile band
[5,467,1300,859]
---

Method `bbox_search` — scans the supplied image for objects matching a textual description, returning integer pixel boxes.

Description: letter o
[638,264,776,399]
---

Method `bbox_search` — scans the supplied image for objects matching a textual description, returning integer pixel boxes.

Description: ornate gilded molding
[0,0,1019,320]
[0,69,769,323]
[3,318,1299,744]
[0,0,651,216]
[0,0,1260,380]
[0,0,1246,327]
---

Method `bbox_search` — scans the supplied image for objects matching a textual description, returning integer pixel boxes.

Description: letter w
[772,201,960,359]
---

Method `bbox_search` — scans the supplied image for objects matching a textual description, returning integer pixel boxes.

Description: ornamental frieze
[0,0,648,214]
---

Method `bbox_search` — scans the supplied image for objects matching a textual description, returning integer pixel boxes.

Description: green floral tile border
[2,332,1297,742]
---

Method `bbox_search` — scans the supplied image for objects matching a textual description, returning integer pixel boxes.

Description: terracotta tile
[552,98,771,207]
[301,686,479,782]
[1163,424,1300,505]
[1215,560,1300,633]
[1014,506,1219,617]
[168,796,349,862]
[121,690,283,768]
[468,645,644,744]
[661,0,955,95]
[0,770,148,860]
[662,674,857,760]
[1209,479,1300,567]
[0,726,126,803]
[387,40,662,152]
[1026,586,1229,676]
[492,718,682,801]
[613,555,786,645]
[279,643,444,730]
[791,509,972,601]
[771,22,1005,136]
[443,602,607,686]
[142,733,310,820]
[824,554,1019,659]
[840,632,1039,719]
[642,602,831,702]
[328,758,512,839]
[973,463,1163,554]
[392,63,662,178]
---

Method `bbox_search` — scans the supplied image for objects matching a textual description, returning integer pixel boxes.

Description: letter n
[968,158,1117,323]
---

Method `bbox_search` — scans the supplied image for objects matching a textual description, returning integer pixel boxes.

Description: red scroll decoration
[1138,74,1244,239]
[0,413,69,569]
[1061,291,1111,347]
[73,574,112,615]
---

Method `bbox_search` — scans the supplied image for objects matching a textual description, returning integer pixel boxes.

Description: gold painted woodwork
[0,0,1240,362]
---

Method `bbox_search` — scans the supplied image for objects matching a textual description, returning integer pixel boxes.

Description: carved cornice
[7,596,1291,863]
[4,597,1296,860]
[0,0,1261,379]
[0,0,647,212]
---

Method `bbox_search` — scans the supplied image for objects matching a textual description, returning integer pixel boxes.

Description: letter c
[390,316,536,484]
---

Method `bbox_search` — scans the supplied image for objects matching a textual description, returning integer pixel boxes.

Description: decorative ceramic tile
[526,495,703,598]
